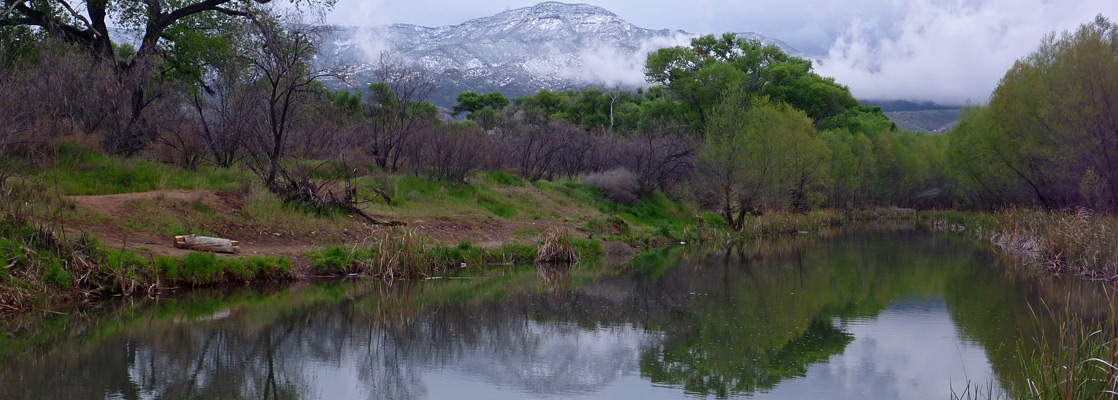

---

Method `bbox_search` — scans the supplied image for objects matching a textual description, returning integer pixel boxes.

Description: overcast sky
[324,0,1118,105]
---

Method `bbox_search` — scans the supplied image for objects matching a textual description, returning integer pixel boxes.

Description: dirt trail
[66,189,579,258]
[70,190,241,219]
[68,190,330,257]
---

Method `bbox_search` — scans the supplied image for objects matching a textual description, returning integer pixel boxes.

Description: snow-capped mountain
[320,2,798,106]
[111,2,798,107]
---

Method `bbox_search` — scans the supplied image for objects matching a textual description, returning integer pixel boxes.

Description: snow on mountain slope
[111,2,799,107]
[319,2,799,106]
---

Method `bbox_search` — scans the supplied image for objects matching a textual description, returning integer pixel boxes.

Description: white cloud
[557,33,694,87]
[816,0,1117,105]
[343,0,392,63]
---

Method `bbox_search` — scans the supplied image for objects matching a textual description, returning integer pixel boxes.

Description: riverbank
[9,143,1114,316]
[3,143,892,314]
[923,209,1118,282]
[0,228,1091,399]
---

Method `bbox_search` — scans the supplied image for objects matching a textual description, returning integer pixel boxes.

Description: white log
[174,235,240,254]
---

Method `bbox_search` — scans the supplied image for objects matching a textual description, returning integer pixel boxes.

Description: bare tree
[498,119,574,181]
[0,0,334,155]
[363,52,435,172]
[241,12,343,188]
[186,24,262,168]
[412,125,487,182]
[620,126,696,193]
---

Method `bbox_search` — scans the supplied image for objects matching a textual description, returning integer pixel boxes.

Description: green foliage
[644,33,860,130]
[696,87,829,226]
[311,246,351,270]
[486,171,526,186]
[493,244,537,264]
[570,237,603,259]
[44,259,72,289]
[513,87,676,134]
[181,252,223,283]
[454,91,510,118]
[947,16,1118,211]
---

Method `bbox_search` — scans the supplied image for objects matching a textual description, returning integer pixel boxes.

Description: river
[0,227,1110,399]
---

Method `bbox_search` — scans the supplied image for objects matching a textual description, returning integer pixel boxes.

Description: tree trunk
[174,235,240,254]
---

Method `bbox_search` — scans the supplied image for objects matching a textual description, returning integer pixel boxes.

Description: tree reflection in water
[1,228,1113,399]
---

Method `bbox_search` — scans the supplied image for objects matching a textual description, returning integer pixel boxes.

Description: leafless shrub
[290,103,352,159]
[0,43,129,157]
[414,124,487,182]
[616,129,696,192]
[555,126,597,178]
[498,119,575,181]
[151,119,206,170]
[583,167,639,205]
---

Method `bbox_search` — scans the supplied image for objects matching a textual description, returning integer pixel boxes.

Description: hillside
[860,100,962,133]
[885,109,962,133]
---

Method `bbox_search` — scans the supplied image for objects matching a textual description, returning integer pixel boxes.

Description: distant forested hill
[861,100,962,133]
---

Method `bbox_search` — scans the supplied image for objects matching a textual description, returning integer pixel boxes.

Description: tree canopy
[949,15,1118,211]
[644,33,865,130]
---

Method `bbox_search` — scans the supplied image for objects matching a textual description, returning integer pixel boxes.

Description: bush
[311,246,352,270]
[486,171,524,186]
[583,167,639,205]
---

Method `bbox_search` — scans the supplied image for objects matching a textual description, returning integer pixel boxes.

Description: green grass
[534,180,695,242]
[361,174,533,220]
[35,142,250,195]
[954,304,1118,400]
[307,246,377,272]
[303,240,541,277]
[485,171,526,186]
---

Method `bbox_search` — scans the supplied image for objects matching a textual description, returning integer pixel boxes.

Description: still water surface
[1,228,1107,399]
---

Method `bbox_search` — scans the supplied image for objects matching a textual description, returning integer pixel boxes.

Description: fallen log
[174,235,240,254]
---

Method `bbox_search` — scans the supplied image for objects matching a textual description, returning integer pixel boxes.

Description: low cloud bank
[557,33,694,87]
[816,0,1114,106]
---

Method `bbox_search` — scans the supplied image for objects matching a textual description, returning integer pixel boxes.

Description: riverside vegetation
[2,2,1118,398]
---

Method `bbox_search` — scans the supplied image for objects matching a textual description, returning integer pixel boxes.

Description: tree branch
[7,1,94,44]
[55,0,92,29]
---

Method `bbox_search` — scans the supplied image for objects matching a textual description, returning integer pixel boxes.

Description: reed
[536,229,581,265]
[936,208,1118,282]
[953,300,1118,400]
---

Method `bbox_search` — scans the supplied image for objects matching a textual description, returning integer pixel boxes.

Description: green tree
[452,91,509,117]
[645,33,861,132]
[946,16,1118,210]
[696,84,827,227]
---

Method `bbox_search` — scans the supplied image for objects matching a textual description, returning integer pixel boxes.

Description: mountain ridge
[315,2,799,106]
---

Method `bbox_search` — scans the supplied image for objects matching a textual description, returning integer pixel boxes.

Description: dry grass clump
[738,209,846,237]
[536,229,580,265]
[990,208,1118,281]
[370,227,429,281]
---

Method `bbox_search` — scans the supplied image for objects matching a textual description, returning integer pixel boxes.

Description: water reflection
[1,229,1111,399]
